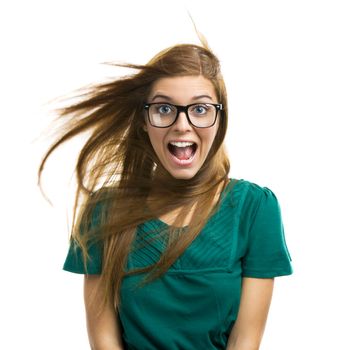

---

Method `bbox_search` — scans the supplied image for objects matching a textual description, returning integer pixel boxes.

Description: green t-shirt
[63,178,293,349]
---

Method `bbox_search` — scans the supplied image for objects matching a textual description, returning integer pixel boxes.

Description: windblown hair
[38,39,231,314]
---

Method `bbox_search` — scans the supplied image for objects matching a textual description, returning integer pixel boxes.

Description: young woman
[39,40,292,349]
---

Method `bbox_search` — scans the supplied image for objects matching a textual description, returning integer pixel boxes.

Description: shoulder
[226,178,278,207]
[223,178,281,228]
[243,179,278,202]
[80,186,116,225]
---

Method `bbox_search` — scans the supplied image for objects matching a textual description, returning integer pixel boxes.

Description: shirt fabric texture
[63,178,293,349]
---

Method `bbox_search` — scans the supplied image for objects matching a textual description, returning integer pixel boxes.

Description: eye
[157,104,173,114]
[191,104,209,115]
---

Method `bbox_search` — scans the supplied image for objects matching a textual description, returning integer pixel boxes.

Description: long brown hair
[38,38,231,314]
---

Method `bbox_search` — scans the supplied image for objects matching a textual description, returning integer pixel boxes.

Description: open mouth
[168,141,198,161]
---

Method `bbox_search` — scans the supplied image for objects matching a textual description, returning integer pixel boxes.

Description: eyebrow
[150,94,213,102]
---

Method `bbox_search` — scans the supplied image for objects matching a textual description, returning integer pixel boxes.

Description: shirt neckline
[152,178,236,229]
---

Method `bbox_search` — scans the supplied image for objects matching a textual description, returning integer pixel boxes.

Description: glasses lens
[149,103,176,127]
[188,104,216,127]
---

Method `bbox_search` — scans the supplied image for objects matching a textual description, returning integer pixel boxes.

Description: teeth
[169,141,194,147]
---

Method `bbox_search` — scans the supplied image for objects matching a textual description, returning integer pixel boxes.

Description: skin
[84,75,275,349]
[144,75,220,180]
[226,278,274,350]
[144,75,222,226]
[84,275,124,350]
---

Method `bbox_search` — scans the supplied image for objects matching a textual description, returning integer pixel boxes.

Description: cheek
[147,129,166,151]
[201,130,219,157]
[210,123,220,144]
[202,128,218,148]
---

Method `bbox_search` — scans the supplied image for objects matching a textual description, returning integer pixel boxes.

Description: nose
[172,111,192,131]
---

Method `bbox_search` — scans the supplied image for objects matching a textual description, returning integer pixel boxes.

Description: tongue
[173,146,193,160]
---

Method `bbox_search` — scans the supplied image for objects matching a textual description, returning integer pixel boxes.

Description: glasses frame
[143,102,223,128]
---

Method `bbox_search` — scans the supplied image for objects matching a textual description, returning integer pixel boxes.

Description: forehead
[149,75,217,102]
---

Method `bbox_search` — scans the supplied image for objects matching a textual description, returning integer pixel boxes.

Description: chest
[127,200,245,273]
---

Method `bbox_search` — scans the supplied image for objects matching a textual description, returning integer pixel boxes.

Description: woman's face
[144,75,220,180]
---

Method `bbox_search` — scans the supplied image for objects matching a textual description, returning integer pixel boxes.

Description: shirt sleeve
[241,185,293,278]
[62,200,104,275]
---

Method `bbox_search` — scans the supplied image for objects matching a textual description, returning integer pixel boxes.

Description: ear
[143,124,148,132]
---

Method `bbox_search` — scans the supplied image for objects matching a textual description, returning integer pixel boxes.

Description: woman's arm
[84,275,124,350]
[226,277,274,350]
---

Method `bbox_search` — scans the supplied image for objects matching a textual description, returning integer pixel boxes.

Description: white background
[1,0,349,349]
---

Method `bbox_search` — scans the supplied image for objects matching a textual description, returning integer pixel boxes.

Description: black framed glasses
[143,102,223,128]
